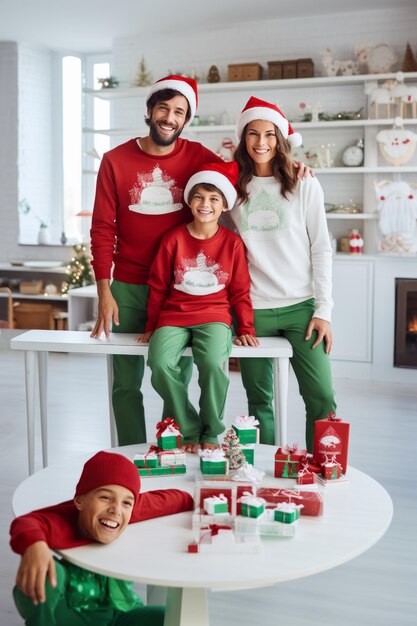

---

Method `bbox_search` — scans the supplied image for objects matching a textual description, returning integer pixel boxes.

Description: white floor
[1,332,416,625]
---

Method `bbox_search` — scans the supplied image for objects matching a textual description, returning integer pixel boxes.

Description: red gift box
[197,482,255,516]
[297,471,317,485]
[313,412,350,474]
[274,444,308,478]
[321,455,343,480]
[256,487,324,516]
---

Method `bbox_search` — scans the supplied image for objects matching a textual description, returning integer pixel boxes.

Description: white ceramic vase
[37,225,51,245]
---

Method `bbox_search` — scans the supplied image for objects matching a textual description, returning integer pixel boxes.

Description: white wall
[113,8,416,90]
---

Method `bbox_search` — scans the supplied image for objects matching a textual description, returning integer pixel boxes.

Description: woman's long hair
[234,124,298,204]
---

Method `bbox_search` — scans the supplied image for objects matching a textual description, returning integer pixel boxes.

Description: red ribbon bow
[156,417,180,438]
[327,411,342,422]
[208,524,232,536]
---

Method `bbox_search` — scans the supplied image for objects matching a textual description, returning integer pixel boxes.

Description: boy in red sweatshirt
[10,451,193,625]
[138,162,259,453]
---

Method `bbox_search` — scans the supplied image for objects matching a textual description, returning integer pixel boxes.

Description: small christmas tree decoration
[62,245,94,294]
[131,57,153,87]
[222,427,247,470]
[402,43,417,73]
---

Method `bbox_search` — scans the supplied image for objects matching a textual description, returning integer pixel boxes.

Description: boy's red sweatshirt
[10,489,193,555]
[145,224,255,336]
[90,138,219,284]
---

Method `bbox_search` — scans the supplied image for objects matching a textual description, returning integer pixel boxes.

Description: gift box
[274,444,307,478]
[203,494,229,515]
[296,471,317,485]
[257,487,324,516]
[232,415,260,444]
[155,417,183,450]
[137,464,186,477]
[196,481,255,517]
[133,451,158,468]
[188,524,262,554]
[313,412,350,474]
[273,502,303,524]
[321,455,343,480]
[241,445,255,465]
[199,448,229,475]
[158,448,186,467]
[238,491,265,518]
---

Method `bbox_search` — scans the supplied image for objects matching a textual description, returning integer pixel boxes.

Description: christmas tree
[132,57,153,87]
[402,42,417,72]
[62,244,94,294]
[222,427,246,470]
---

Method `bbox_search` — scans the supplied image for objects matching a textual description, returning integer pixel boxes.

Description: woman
[230,96,337,452]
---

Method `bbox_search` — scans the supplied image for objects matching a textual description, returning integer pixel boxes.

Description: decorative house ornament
[375,180,417,253]
[376,120,417,165]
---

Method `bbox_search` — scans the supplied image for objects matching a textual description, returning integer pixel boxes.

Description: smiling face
[74,484,135,544]
[245,120,278,175]
[189,184,227,227]
[148,95,189,146]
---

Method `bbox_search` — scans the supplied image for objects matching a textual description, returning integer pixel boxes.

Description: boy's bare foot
[200,442,220,450]
[182,442,199,453]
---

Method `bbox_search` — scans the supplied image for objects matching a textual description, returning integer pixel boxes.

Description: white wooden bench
[10,330,293,474]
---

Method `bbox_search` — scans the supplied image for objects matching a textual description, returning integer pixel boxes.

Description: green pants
[148,324,232,443]
[239,299,336,452]
[13,560,164,626]
[111,280,194,445]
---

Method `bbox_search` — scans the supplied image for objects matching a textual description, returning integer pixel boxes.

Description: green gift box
[134,455,158,468]
[203,497,229,514]
[232,425,259,445]
[157,434,184,450]
[274,507,301,524]
[241,445,255,465]
[138,464,186,477]
[200,458,228,475]
[240,502,264,518]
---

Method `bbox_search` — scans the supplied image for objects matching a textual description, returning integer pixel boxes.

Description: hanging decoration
[376,118,417,165]
[375,180,417,253]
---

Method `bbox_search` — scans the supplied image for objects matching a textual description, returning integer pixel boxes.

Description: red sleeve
[90,154,119,281]
[10,502,85,555]
[145,238,175,332]
[131,489,194,522]
[228,238,255,336]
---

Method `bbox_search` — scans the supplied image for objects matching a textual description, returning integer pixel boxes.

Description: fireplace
[395,279,417,368]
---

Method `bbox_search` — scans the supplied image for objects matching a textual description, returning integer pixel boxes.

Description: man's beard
[149,119,184,147]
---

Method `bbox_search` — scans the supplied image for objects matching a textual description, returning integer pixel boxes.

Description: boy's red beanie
[74,451,140,503]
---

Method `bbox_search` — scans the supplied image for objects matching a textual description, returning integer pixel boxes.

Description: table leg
[147,584,167,605]
[273,357,290,446]
[106,355,118,447]
[38,351,48,468]
[222,357,230,423]
[164,588,209,626]
[24,351,37,475]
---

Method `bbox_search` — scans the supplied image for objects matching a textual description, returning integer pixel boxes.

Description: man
[10,450,193,625]
[90,75,221,446]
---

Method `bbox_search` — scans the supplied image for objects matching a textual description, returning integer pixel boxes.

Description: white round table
[13,445,393,626]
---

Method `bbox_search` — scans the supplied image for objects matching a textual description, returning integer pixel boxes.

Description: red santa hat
[74,451,140,504]
[146,74,198,127]
[236,96,302,147]
[184,161,239,210]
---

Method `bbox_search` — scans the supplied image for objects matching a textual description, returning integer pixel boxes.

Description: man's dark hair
[144,89,191,126]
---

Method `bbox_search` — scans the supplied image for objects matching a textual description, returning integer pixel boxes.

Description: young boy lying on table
[10,450,193,626]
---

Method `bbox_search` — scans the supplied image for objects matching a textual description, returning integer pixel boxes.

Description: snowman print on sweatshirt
[239,186,289,238]
[128,165,183,214]
[174,251,229,296]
